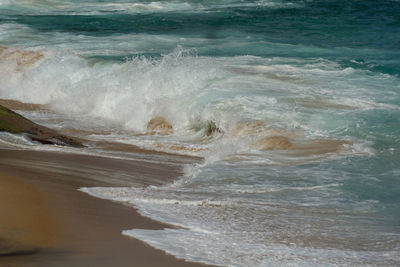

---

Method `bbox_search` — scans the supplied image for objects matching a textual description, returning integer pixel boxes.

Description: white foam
[1,46,393,164]
[0,132,36,147]
[0,0,10,6]
[0,0,302,15]
[81,184,400,266]
[0,0,201,15]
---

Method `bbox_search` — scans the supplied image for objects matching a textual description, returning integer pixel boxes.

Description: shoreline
[0,148,213,267]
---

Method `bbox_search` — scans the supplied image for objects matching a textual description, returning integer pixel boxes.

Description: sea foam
[81,181,400,266]
[0,46,391,162]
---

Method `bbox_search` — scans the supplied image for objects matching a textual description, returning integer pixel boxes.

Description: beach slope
[0,148,212,267]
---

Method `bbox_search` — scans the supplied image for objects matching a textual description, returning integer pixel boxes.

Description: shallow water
[1,0,400,266]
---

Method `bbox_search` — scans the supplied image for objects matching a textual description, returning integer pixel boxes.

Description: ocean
[1,0,400,265]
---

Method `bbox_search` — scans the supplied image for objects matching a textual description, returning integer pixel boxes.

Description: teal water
[1,0,400,265]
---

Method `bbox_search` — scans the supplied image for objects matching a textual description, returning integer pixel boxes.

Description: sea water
[1,0,400,266]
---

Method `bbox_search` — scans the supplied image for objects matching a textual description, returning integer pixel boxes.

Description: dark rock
[205,120,222,136]
[0,104,84,148]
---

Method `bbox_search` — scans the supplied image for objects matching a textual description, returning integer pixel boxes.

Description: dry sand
[0,148,213,267]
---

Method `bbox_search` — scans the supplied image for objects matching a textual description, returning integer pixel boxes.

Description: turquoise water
[1,0,400,265]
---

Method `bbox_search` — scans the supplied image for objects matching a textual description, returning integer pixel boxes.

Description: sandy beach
[0,148,212,267]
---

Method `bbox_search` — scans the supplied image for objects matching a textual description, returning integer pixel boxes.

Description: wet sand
[0,148,212,267]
